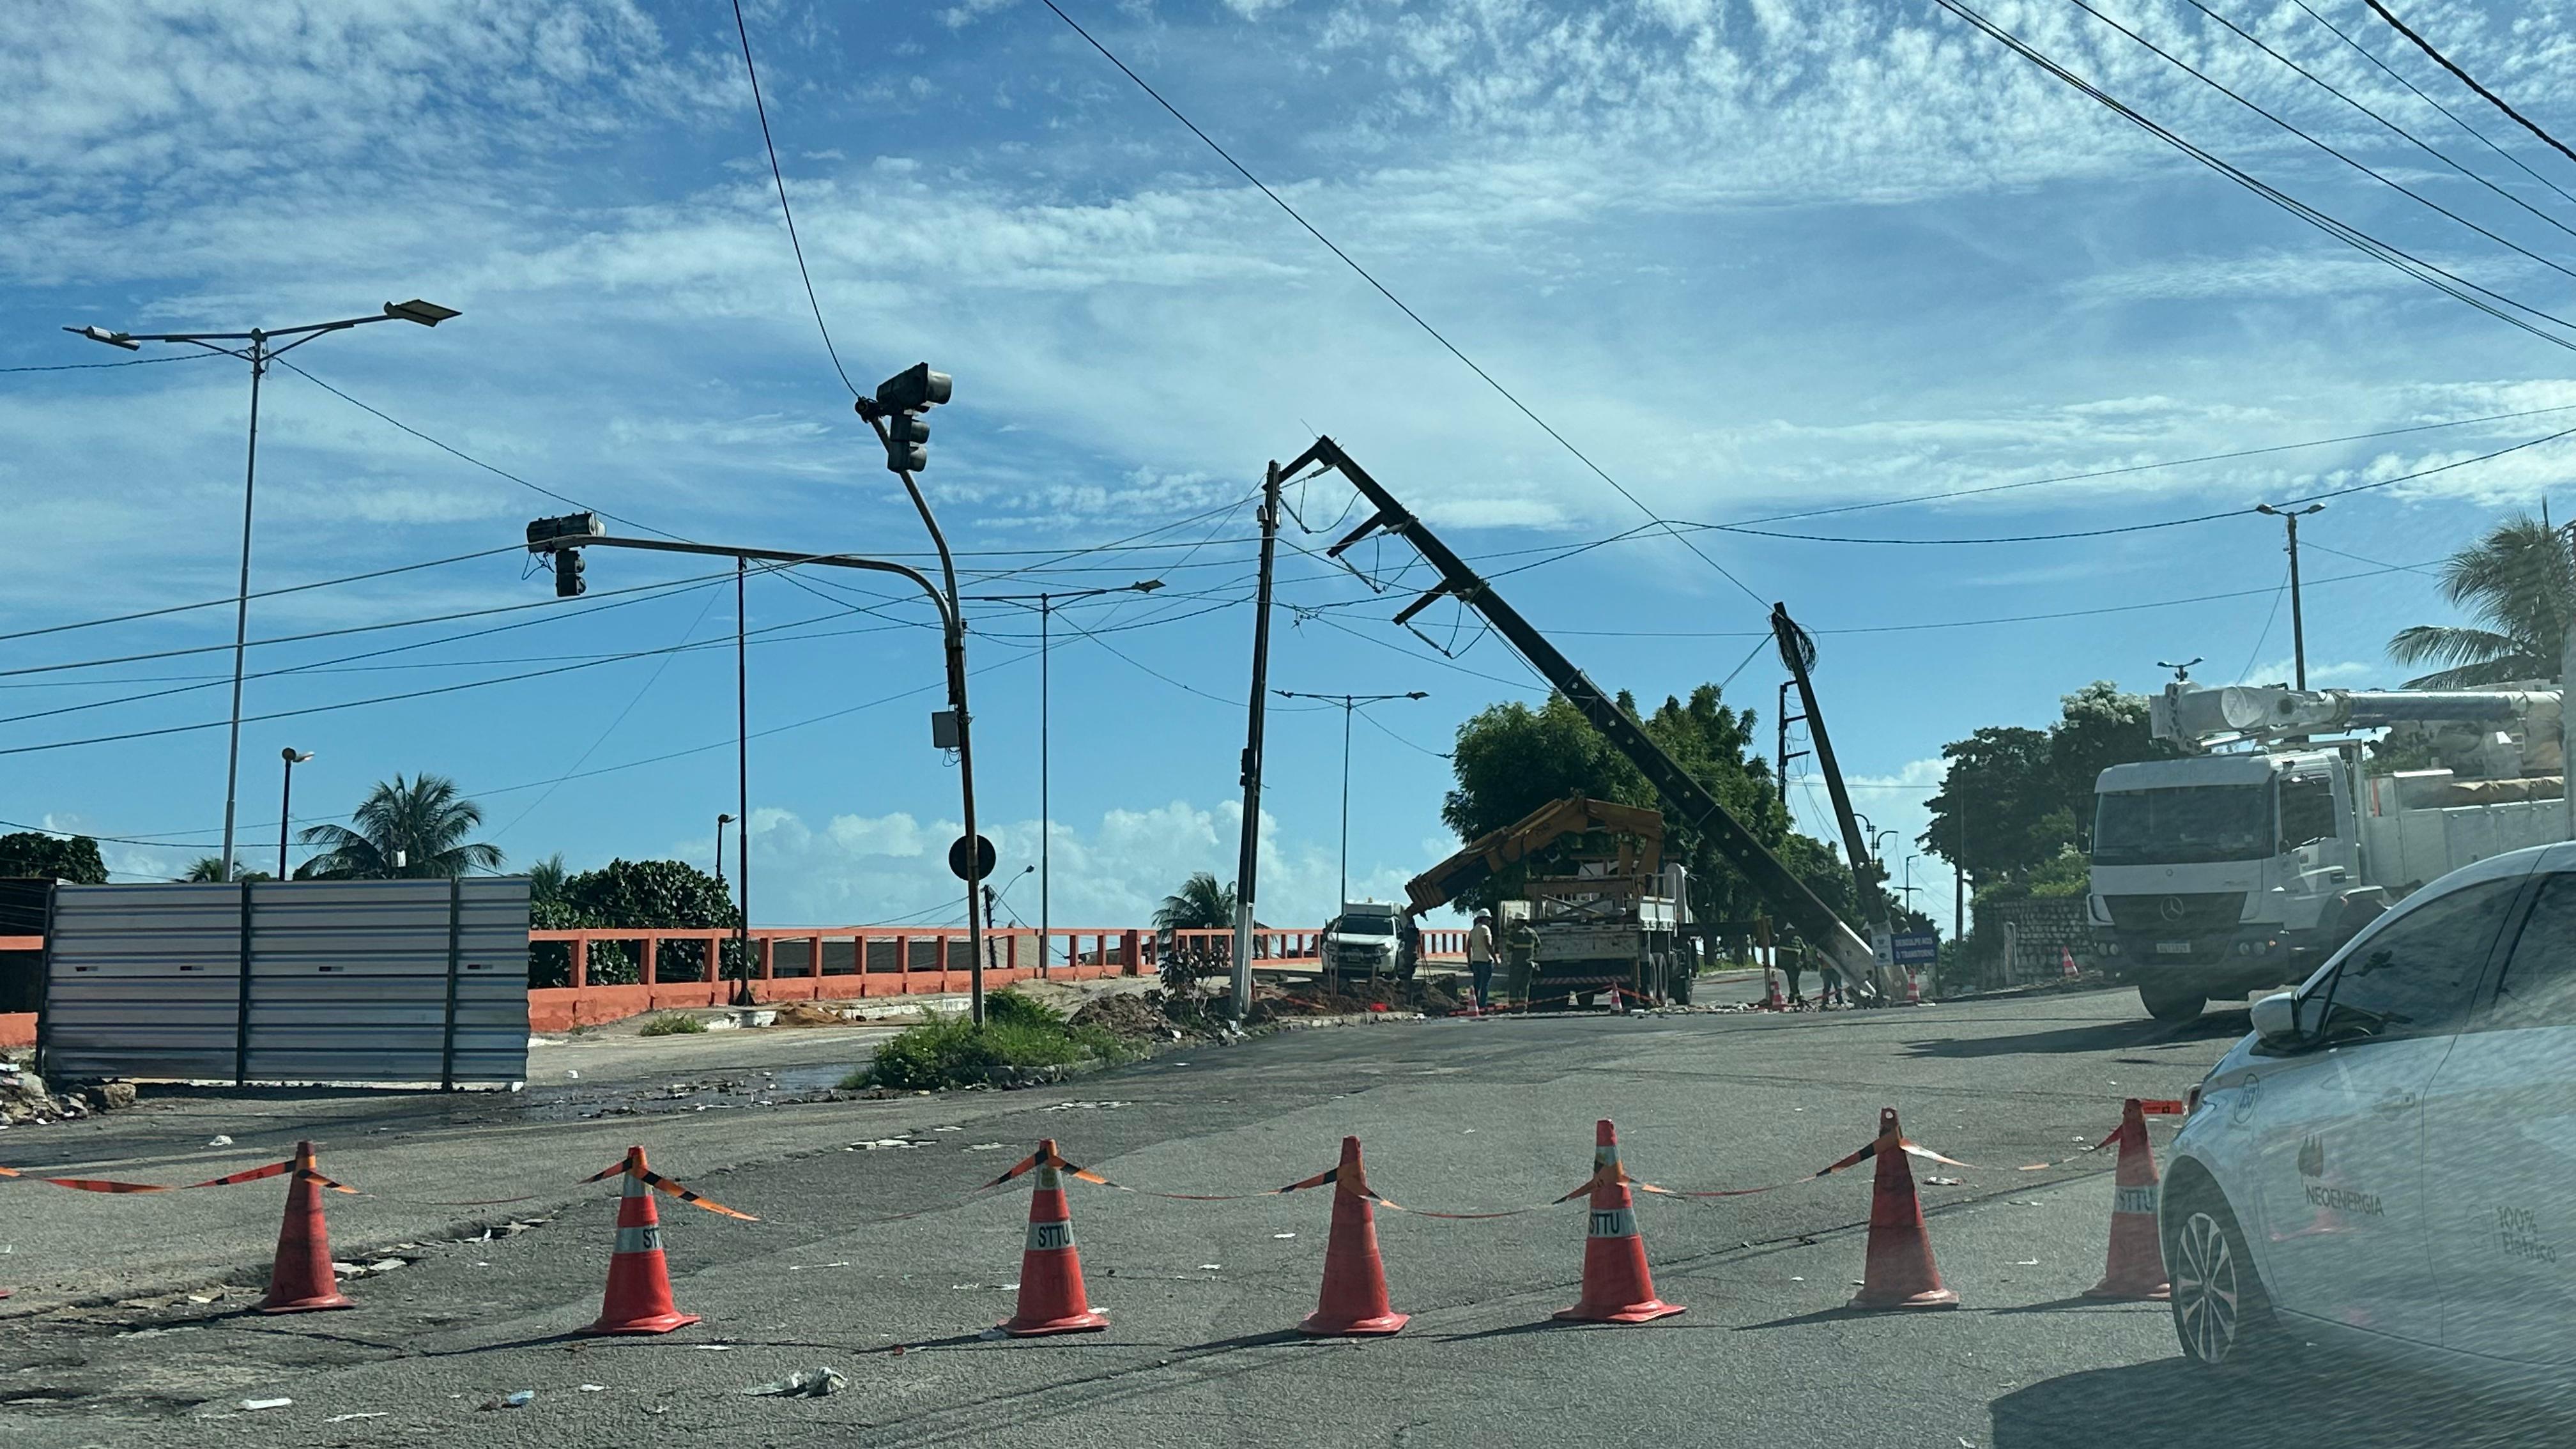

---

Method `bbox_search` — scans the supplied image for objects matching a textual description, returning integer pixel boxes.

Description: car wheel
[2168,1184,2283,1370]
[2139,982,2207,1023]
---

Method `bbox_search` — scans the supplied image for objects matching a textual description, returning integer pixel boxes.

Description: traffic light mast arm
[1284,435,1882,990]
[527,529,958,637]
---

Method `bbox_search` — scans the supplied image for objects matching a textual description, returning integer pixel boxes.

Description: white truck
[2089,681,2566,1022]
[1319,900,1405,983]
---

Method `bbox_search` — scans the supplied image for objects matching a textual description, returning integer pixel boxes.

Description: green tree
[183,857,273,884]
[1153,871,1236,930]
[0,832,107,884]
[533,857,742,987]
[295,774,503,880]
[2388,514,2573,687]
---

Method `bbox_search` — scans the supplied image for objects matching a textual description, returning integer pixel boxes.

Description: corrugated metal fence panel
[44,878,530,1086]
[44,882,245,1080]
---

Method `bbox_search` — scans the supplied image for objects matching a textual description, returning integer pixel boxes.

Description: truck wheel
[1665,953,1694,1006]
[2139,983,2206,1023]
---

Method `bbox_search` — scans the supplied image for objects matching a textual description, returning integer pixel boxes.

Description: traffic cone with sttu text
[258,1140,353,1314]
[1300,1137,1407,1336]
[1556,1119,1685,1324]
[2086,1099,2172,1301]
[586,1147,700,1335]
[1003,1139,1109,1336]
[1848,1108,1960,1311]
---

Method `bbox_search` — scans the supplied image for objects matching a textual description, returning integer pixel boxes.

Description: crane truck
[2090,680,2566,1022]
[1404,795,1695,1007]
[1283,436,1894,1004]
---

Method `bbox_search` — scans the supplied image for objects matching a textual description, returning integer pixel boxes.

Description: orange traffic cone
[1763,969,1786,1011]
[586,1146,701,1335]
[258,1140,353,1314]
[1905,971,1923,1006]
[1300,1137,1407,1336]
[1848,1108,1959,1311]
[1556,1119,1685,1324]
[2060,946,2080,979]
[1003,1139,1109,1336]
[2086,1100,2170,1301]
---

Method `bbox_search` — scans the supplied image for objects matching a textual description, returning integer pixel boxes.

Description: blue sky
[8,0,2576,931]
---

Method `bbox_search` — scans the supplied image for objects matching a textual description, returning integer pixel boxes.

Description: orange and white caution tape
[2017,1100,2188,1172]
[581,1157,756,1222]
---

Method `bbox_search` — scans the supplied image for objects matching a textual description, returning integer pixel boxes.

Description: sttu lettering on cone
[1555,1119,1684,1324]
[259,1140,353,1314]
[1300,1137,1407,1337]
[1848,1107,1959,1310]
[1003,1138,1109,1336]
[2085,1099,2171,1301]
[586,1146,702,1336]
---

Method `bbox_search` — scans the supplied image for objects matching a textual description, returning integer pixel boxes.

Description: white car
[2163,839,2575,1400]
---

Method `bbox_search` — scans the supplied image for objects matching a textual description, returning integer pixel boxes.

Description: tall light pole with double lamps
[66,299,461,883]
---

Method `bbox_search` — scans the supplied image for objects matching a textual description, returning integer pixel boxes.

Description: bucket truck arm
[1285,436,1885,999]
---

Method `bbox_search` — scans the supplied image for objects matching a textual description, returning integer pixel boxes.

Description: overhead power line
[0,353,222,374]
[2363,0,2576,171]
[1036,0,1768,609]
[730,0,861,399]
[2292,0,2576,214]
[0,544,524,647]
[1933,0,2576,353]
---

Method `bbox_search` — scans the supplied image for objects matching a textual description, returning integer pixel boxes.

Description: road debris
[204,1135,233,1148]
[326,1411,388,1423]
[479,1390,535,1411]
[240,1398,292,1411]
[742,1367,846,1399]
[578,1384,607,1393]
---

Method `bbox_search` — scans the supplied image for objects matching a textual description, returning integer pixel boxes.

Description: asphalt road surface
[2,986,2565,1447]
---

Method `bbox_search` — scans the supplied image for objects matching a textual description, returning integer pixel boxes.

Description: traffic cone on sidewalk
[1905,971,1923,1006]
[1002,1139,1109,1336]
[2085,1100,2171,1301]
[1300,1137,1407,1336]
[586,1147,701,1335]
[1556,1119,1685,1324]
[1848,1108,1960,1311]
[2060,946,2080,980]
[257,1140,353,1314]
[1763,969,1786,1011]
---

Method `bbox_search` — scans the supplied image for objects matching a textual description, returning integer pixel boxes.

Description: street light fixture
[716,813,735,883]
[1274,690,1429,910]
[964,579,1162,974]
[66,299,459,883]
[2255,503,2326,689]
[278,748,313,880]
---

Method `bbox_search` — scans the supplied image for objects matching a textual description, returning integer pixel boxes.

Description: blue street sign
[1891,932,1940,965]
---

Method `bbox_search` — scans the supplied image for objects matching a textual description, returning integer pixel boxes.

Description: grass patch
[638,1012,709,1036]
[845,1003,1136,1091]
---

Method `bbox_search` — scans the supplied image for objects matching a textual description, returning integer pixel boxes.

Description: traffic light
[874,362,951,475]
[884,411,930,473]
[555,549,586,598]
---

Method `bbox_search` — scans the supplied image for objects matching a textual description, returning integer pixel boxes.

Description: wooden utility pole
[1229,462,1284,1024]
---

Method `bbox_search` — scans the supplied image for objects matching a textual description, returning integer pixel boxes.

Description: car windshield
[2091,784,2274,866]
[1334,914,1393,935]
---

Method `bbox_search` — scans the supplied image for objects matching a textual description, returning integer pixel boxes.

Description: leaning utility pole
[1229,463,1285,1025]
[1772,603,1890,963]
[2256,503,2324,689]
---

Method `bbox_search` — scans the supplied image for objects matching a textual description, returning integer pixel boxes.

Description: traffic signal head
[554,549,586,598]
[526,512,604,551]
[883,411,931,473]
[875,362,952,413]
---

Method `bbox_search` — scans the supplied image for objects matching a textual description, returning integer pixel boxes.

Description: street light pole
[2256,503,2325,689]
[277,748,312,880]
[65,300,459,882]
[1274,691,1429,908]
[963,581,1161,974]
[716,813,734,883]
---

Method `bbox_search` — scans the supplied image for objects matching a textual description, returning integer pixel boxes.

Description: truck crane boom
[1404,795,1664,917]
[1282,435,1885,998]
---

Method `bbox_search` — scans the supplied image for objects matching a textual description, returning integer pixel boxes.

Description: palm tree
[296,773,503,879]
[2388,514,2575,687]
[527,852,569,907]
[183,857,269,883]
[1153,871,1236,930]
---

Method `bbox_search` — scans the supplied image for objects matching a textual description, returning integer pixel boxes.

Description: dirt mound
[1068,993,1172,1042]
[770,1002,847,1027]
